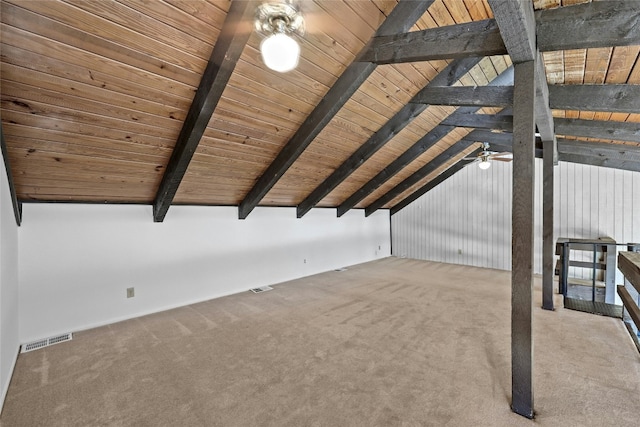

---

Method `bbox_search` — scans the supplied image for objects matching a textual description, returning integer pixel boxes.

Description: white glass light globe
[478,159,491,170]
[260,33,300,73]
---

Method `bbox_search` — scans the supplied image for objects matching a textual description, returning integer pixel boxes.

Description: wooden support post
[605,241,617,305]
[542,139,555,311]
[511,59,536,419]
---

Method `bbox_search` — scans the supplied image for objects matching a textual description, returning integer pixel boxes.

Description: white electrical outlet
[127,287,135,298]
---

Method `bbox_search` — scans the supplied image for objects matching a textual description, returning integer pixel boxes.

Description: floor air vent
[22,333,73,353]
[250,286,273,293]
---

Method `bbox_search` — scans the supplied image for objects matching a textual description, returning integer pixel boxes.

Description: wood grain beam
[542,139,555,311]
[488,0,535,62]
[238,0,435,219]
[358,19,505,64]
[558,154,640,173]
[153,0,256,222]
[0,123,22,226]
[510,59,537,420]
[460,129,515,146]
[296,57,482,219]
[558,138,640,162]
[536,1,640,51]
[338,75,514,217]
[359,2,640,65]
[488,0,555,149]
[534,52,556,146]
[555,118,640,143]
[364,140,473,217]
[409,86,513,107]
[441,113,513,131]
[549,84,640,113]
[389,151,480,215]
[412,84,640,113]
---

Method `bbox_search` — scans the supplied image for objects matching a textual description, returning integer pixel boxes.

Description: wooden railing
[617,251,640,352]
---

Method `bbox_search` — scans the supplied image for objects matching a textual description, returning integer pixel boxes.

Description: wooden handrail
[617,285,640,329]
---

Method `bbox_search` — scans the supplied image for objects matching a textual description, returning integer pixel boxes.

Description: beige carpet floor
[1,257,639,426]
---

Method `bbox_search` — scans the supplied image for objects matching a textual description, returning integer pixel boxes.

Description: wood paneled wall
[391,160,640,278]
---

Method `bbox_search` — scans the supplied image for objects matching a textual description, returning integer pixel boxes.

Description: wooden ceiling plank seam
[2,2,202,86]
[0,65,188,123]
[64,0,217,61]
[3,72,188,129]
[389,148,482,215]
[0,25,196,101]
[118,0,228,46]
[0,42,194,110]
[584,47,613,84]
[333,65,514,218]
[237,0,436,219]
[152,0,257,222]
[1,109,175,152]
[1,93,178,141]
[7,135,171,165]
[295,56,483,218]
[0,123,22,225]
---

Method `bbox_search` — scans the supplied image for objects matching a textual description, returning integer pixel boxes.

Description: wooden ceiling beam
[410,86,514,107]
[558,153,640,173]
[358,19,505,64]
[152,0,256,222]
[441,113,513,131]
[296,57,483,219]
[336,69,514,217]
[238,0,435,219]
[389,150,481,216]
[549,85,640,114]
[558,138,640,162]
[411,84,640,113]
[0,123,22,226]
[555,118,640,143]
[536,1,640,51]
[360,2,640,65]
[364,140,475,217]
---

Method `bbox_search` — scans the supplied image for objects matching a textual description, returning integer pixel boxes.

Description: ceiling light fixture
[478,157,491,170]
[255,2,305,73]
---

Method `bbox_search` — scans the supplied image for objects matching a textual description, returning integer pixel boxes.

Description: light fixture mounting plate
[255,2,305,36]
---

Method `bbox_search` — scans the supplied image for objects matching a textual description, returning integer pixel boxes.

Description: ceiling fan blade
[489,152,513,159]
[491,157,512,162]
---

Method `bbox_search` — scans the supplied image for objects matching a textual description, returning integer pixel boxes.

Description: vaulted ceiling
[1,0,639,224]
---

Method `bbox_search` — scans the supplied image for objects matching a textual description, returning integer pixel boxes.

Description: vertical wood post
[542,140,555,310]
[511,59,536,419]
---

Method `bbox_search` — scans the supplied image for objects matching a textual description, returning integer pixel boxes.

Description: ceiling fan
[464,143,513,170]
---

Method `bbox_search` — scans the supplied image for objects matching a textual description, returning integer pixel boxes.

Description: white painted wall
[19,204,390,343]
[0,151,19,411]
[392,160,640,281]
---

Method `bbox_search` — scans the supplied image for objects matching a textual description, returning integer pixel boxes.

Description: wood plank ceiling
[1,0,639,221]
